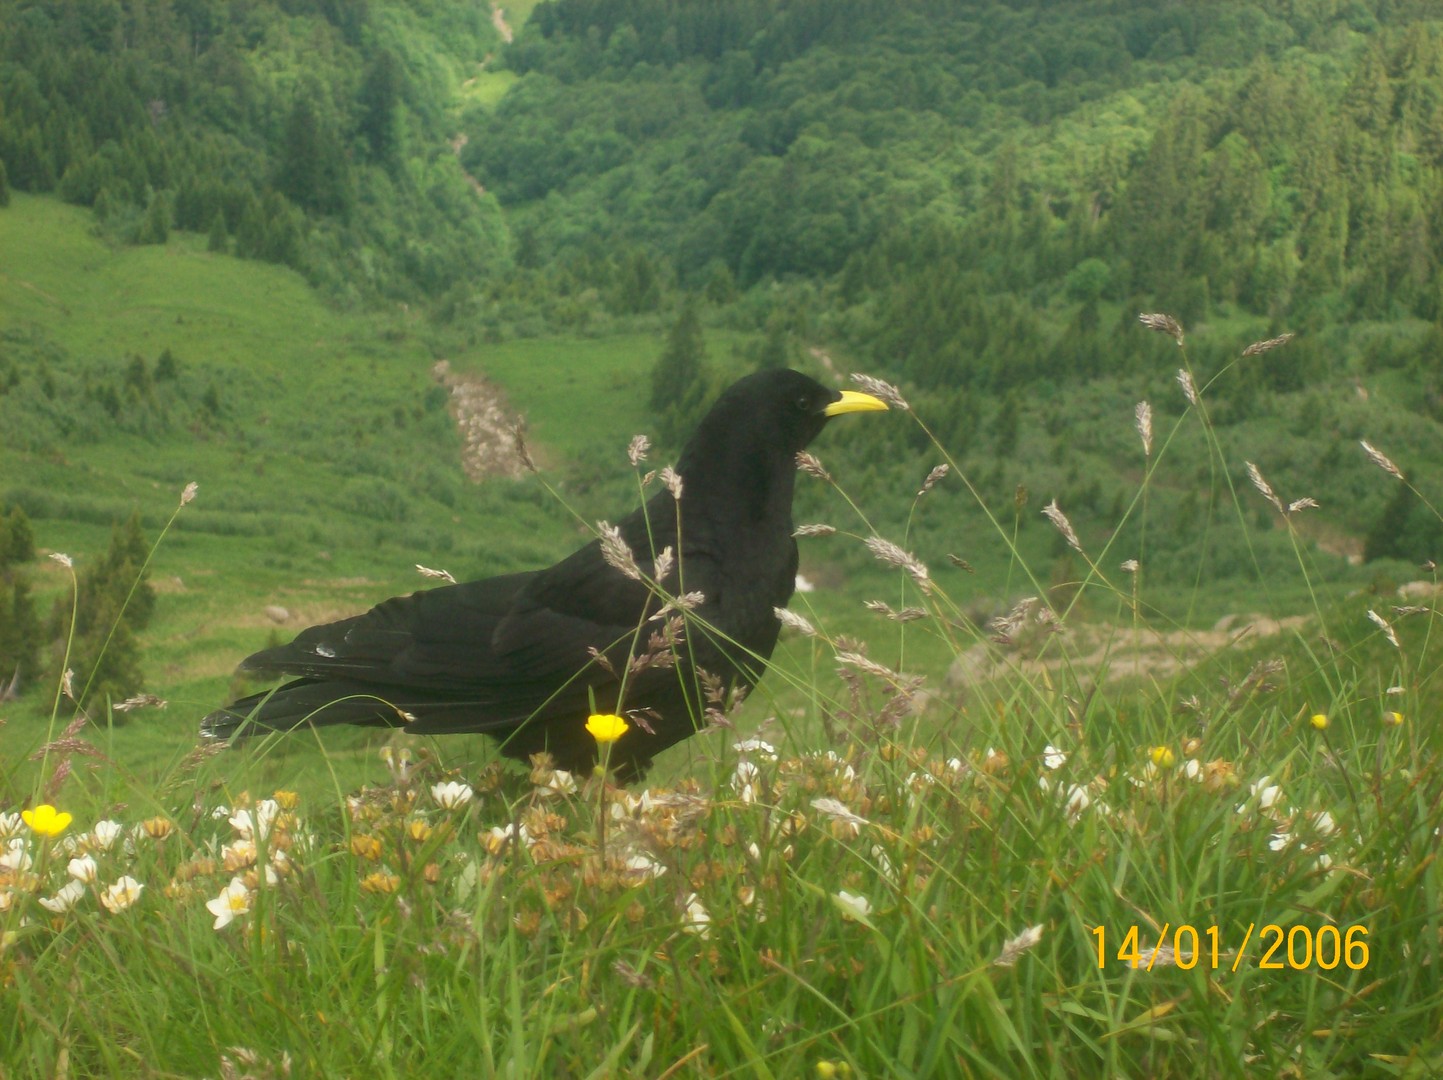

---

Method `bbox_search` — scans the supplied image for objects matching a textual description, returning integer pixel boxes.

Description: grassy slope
[0,196,664,795]
[2,195,864,799]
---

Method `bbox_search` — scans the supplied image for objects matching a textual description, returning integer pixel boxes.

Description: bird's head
[673,370,889,518]
[685,369,889,462]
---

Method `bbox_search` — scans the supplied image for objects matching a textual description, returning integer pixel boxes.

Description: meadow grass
[4,337,1442,1078]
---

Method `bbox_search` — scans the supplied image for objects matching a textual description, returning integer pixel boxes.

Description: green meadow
[3,192,1442,1079]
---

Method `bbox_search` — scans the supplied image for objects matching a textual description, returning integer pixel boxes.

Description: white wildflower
[92,820,125,851]
[681,893,711,937]
[39,880,87,915]
[834,890,873,922]
[431,781,475,810]
[99,875,143,914]
[206,877,252,930]
[68,855,99,883]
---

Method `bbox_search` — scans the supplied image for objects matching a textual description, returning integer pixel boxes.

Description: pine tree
[207,210,228,254]
[135,190,170,245]
[49,513,156,709]
[650,298,709,444]
[358,49,403,167]
[0,507,39,696]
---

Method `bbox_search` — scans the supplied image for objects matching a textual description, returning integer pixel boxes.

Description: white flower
[222,839,258,869]
[734,737,778,760]
[681,893,711,938]
[211,805,232,820]
[1043,744,1067,770]
[206,877,252,930]
[622,853,667,881]
[0,812,22,839]
[99,876,144,914]
[1268,830,1293,852]
[230,800,280,841]
[0,838,32,872]
[871,844,896,881]
[431,781,475,810]
[1313,810,1336,837]
[1240,776,1282,812]
[732,761,762,803]
[1316,853,1334,871]
[39,880,87,914]
[68,855,99,883]
[834,890,872,922]
[92,820,125,851]
[541,771,577,796]
[1182,759,1202,782]
[1064,785,1091,820]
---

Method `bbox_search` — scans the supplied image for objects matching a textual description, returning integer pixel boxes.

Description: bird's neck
[679,442,796,530]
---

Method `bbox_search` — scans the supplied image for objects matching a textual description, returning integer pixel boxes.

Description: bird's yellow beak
[823,390,889,416]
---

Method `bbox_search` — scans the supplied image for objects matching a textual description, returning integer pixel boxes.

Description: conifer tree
[650,298,709,444]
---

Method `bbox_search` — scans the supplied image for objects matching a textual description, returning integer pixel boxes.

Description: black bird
[201,369,888,780]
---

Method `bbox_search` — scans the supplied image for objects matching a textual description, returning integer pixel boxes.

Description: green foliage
[48,512,156,711]
[0,0,509,306]
[650,296,709,444]
[0,504,39,689]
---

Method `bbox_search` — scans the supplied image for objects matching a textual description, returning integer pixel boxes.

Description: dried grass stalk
[1139,312,1184,345]
[849,373,910,410]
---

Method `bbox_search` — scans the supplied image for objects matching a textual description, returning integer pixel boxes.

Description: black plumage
[200,369,887,780]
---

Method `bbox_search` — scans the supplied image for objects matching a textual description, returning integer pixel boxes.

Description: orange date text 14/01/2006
[1091,923,1370,971]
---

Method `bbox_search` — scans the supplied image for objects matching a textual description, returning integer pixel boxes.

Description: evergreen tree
[207,210,228,254]
[49,513,156,709]
[0,508,39,696]
[275,92,353,217]
[358,49,404,167]
[650,298,709,444]
[135,190,170,245]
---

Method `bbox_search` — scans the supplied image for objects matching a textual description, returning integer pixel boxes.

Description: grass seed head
[597,521,643,581]
[849,372,909,410]
[1360,440,1405,481]
[1138,312,1184,344]
[1242,332,1294,357]
[1135,401,1153,456]
[1041,500,1082,553]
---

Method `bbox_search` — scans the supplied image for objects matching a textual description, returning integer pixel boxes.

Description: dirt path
[949,611,1311,688]
[491,2,514,44]
[432,360,532,481]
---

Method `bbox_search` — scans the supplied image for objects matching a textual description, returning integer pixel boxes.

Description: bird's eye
[795,395,812,412]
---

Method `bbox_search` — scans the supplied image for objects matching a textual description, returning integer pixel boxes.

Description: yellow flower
[350,834,383,861]
[21,804,72,838]
[1309,713,1329,731]
[1149,746,1176,769]
[1384,711,1405,727]
[360,871,400,895]
[586,713,629,744]
[406,819,433,843]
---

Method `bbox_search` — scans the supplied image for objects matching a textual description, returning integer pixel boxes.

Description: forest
[7,0,1443,686]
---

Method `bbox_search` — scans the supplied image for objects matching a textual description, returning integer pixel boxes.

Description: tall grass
[3,321,1442,1077]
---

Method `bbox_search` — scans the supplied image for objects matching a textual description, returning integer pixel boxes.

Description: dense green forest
[7,0,1443,624]
[0,0,510,304]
